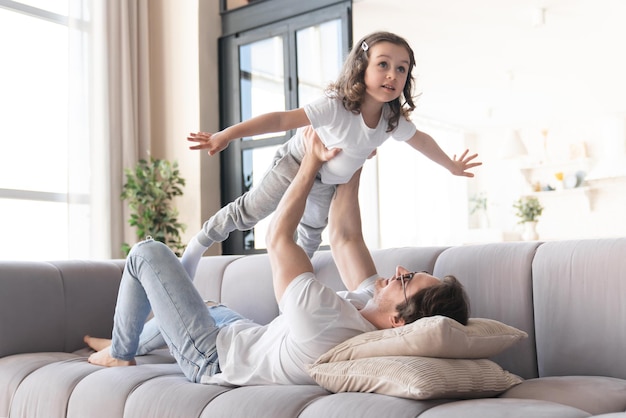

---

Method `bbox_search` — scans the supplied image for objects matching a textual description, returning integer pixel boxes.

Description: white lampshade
[500,130,528,159]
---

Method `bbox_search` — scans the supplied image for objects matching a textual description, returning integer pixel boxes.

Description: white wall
[355,0,626,243]
[149,0,222,255]
[152,1,626,254]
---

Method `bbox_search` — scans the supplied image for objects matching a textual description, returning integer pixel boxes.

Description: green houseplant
[469,192,489,229]
[121,157,186,257]
[513,196,544,223]
[513,196,544,241]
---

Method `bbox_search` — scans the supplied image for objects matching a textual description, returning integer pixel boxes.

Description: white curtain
[70,0,151,258]
[375,120,469,247]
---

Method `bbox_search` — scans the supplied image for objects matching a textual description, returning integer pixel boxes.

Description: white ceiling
[353,0,626,130]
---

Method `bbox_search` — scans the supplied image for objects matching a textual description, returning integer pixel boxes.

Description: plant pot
[521,221,538,241]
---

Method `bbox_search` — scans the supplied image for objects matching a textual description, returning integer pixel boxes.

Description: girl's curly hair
[325,31,417,133]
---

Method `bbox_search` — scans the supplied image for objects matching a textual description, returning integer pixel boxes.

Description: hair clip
[361,41,369,52]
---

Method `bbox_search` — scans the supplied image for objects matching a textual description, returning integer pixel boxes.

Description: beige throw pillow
[315,316,527,364]
[308,356,523,400]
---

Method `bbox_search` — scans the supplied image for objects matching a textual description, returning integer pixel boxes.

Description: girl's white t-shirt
[202,273,378,386]
[292,96,417,184]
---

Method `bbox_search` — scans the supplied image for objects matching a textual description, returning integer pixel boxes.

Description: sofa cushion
[314,316,527,364]
[298,392,452,418]
[432,242,542,379]
[532,238,626,380]
[418,398,591,418]
[501,376,626,416]
[308,356,523,400]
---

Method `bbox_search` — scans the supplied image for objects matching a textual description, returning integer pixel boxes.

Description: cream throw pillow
[308,356,523,400]
[315,316,527,364]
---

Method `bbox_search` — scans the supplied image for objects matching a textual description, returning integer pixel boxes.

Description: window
[376,120,469,247]
[218,1,350,254]
[0,0,91,260]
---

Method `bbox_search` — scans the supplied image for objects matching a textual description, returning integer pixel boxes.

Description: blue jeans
[110,239,246,382]
[136,305,244,356]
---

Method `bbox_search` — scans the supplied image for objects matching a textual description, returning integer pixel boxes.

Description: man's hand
[302,126,341,164]
[449,149,482,178]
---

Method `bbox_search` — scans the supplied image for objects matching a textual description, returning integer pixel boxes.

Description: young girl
[182,31,481,278]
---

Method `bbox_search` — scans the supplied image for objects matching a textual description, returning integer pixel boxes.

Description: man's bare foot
[87,346,136,367]
[84,335,112,352]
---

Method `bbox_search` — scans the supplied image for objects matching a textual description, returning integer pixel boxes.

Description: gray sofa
[1,238,626,417]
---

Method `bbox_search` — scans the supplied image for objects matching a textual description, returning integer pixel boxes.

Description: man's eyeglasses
[393,271,430,305]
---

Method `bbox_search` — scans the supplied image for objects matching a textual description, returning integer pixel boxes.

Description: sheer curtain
[71,0,151,258]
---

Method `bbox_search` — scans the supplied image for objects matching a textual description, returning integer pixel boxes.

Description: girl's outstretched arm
[188,108,310,156]
[406,130,482,177]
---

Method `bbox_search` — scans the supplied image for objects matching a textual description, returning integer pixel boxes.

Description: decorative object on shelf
[513,196,544,241]
[554,171,564,190]
[121,157,187,257]
[519,159,590,193]
[569,142,588,160]
[521,221,539,241]
[563,173,577,189]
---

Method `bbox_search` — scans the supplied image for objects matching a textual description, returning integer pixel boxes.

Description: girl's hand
[450,149,482,177]
[187,131,230,156]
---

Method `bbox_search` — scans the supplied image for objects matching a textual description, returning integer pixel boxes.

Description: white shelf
[519,158,591,187]
[519,158,594,209]
[524,186,593,210]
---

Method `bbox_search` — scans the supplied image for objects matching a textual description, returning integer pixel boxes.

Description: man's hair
[396,275,470,325]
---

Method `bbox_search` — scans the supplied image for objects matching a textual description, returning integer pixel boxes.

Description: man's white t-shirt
[288,96,417,185]
[201,273,378,386]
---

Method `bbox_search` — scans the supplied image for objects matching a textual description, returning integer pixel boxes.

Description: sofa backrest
[531,238,626,380]
[0,260,124,357]
[433,242,542,380]
[197,246,449,326]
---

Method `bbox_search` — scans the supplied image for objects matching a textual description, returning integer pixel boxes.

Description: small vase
[522,221,538,241]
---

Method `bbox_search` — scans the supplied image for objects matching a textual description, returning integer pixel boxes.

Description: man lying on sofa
[85,126,470,386]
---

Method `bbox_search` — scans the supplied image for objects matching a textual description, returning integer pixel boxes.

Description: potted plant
[469,192,489,229]
[513,196,544,240]
[121,157,186,257]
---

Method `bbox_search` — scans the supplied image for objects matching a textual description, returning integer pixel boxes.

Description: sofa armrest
[0,260,123,357]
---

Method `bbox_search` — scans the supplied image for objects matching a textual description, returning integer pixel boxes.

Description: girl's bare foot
[87,346,136,367]
[84,335,112,352]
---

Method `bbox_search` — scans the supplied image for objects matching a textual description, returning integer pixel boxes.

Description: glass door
[218,4,350,254]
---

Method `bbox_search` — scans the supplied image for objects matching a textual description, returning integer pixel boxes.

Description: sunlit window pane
[0,9,68,193]
[377,123,468,247]
[0,199,69,260]
[239,36,285,140]
[0,3,87,261]
[296,19,343,106]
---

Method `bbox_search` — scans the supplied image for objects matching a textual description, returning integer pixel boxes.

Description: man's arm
[328,168,378,292]
[265,126,340,303]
